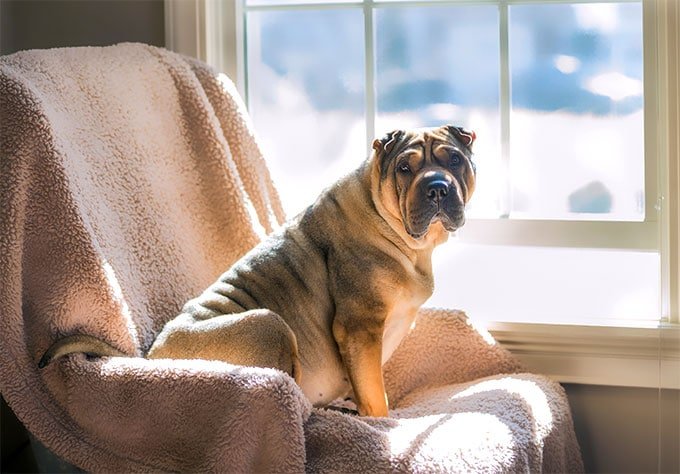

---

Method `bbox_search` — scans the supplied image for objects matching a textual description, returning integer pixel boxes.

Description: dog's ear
[372,129,405,157]
[446,125,476,149]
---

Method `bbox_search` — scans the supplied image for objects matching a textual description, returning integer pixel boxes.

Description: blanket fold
[0,43,582,473]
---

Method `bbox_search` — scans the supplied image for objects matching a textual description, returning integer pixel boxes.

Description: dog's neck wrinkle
[322,164,409,255]
[371,158,441,261]
[309,162,434,278]
[345,165,390,235]
[367,165,437,270]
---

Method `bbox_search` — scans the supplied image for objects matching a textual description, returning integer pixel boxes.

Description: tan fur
[39,125,476,417]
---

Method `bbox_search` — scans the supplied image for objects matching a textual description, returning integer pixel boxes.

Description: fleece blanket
[0,43,582,472]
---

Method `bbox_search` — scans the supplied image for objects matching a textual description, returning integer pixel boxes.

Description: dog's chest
[381,286,429,364]
[382,271,432,364]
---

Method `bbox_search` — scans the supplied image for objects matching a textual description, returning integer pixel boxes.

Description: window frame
[165,0,679,389]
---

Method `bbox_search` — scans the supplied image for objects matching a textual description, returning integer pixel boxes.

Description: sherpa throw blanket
[0,43,583,472]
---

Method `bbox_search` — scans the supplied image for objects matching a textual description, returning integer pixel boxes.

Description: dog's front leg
[332,319,388,417]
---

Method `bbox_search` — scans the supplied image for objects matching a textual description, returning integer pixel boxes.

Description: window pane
[509,2,644,221]
[427,243,660,325]
[246,9,365,216]
[375,5,501,218]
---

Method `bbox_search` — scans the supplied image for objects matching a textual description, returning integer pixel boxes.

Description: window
[242,0,662,326]
[169,0,678,388]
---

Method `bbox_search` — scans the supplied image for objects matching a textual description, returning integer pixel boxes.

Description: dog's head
[371,125,477,245]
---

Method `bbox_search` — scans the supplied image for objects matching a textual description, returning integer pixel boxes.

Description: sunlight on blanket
[102,260,140,351]
[416,306,496,346]
[451,377,554,440]
[98,353,289,380]
[464,316,497,346]
[386,412,515,462]
[217,73,250,126]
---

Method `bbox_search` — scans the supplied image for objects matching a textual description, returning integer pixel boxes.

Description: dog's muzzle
[406,171,465,238]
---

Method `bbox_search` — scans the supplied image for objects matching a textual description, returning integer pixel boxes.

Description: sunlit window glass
[508,2,644,221]
[246,8,366,216]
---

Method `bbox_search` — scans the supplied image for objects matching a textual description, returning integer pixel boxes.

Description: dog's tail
[38,335,126,368]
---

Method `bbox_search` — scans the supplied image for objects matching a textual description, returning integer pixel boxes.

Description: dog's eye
[450,153,462,166]
[398,163,411,174]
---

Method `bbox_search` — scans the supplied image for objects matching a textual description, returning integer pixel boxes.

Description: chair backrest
[0,44,314,473]
[0,42,284,369]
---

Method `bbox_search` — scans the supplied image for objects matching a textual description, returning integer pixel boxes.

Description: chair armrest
[40,355,311,472]
[383,308,524,407]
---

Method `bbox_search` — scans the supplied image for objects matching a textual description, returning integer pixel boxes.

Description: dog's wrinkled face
[372,125,477,241]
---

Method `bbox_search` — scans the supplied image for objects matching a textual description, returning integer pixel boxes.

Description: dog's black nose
[426,180,449,202]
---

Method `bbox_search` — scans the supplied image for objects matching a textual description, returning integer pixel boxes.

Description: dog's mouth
[434,211,464,232]
[405,208,465,240]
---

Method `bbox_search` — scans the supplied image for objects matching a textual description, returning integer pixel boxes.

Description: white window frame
[165,0,679,389]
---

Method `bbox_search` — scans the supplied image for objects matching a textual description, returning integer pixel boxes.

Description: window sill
[486,321,680,389]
